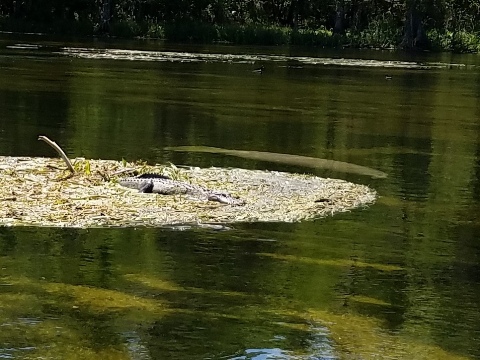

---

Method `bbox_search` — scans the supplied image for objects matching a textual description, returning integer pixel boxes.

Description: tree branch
[38,135,75,174]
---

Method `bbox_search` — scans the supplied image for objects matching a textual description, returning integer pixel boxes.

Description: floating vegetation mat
[0,156,377,229]
[59,47,473,70]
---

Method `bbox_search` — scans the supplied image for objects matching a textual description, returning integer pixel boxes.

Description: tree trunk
[100,0,112,34]
[401,0,428,49]
[333,0,345,35]
[351,0,362,33]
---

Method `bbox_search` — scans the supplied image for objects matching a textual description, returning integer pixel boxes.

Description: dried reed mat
[0,156,377,228]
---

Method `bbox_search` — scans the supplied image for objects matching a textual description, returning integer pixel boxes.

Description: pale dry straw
[0,156,377,228]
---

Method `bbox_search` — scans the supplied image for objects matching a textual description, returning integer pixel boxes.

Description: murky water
[1,33,480,359]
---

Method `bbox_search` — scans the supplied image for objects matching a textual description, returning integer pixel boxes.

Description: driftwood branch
[38,135,75,174]
[110,167,137,176]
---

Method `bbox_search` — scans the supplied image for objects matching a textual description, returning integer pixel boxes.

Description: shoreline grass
[1,17,479,53]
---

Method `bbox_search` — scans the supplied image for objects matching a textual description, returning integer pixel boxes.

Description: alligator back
[136,173,171,180]
[117,175,244,205]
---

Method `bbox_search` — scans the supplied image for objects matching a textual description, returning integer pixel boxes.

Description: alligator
[118,173,244,205]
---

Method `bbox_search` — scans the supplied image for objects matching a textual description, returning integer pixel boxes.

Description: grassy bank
[1,16,479,53]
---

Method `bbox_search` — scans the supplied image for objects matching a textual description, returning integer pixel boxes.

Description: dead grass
[0,156,377,228]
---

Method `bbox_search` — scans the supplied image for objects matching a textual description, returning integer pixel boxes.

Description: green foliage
[348,16,402,49]
[451,31,480,53]
[73,159,92,175]
[110,20,142,38]
[426,29,452,51]
[162,162,183,180]
[0,0,479,51]
[109,19,163,39]
[146,22,165,38]
[427,29,480,53]
[220,24,291,45]
[162,23,342,47]
[290,28,340,47]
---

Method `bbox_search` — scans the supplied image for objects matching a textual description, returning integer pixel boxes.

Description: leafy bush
[290,28,340,47]
[146,22,164,39]
[348,16,401,48]
[427,29,480,53]
[162,23,342,47]
[451,31,480,53]
[109,20,142,38]
[426,29,452,51]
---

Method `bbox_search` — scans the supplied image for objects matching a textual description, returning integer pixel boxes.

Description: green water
[1,34,480,359]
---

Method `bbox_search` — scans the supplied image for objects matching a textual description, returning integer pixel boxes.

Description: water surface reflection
[0,37,480,359]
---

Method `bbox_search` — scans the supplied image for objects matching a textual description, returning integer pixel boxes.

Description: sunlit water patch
[224,323,335,360]
[60,47,470,69]
[123,330,151,360]
[0,346,37,358]
[0,318,41,358]
[226,347,334,360]
[5,43,41,50]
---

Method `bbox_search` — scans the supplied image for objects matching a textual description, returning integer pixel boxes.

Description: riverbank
[1,17,479,53]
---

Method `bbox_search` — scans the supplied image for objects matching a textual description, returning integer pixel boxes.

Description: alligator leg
[139,180,154,193]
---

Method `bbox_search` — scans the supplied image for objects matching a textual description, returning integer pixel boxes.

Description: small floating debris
[60,47,468,70]
[6,43,40,50]
[252,65,265,74]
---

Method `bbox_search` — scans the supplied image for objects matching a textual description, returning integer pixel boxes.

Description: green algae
[308,309,471,360]
[258,252,403,272]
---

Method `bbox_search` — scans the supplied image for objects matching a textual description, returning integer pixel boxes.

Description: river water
[1,34,480,360]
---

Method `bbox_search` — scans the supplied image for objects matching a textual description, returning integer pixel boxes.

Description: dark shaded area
[391,72,435,201]
[1,0,480,50]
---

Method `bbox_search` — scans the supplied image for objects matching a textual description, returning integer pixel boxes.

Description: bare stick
[38,135,75,174]
[110,168,137,176]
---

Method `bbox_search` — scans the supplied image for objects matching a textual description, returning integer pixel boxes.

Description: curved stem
[38,135,75,174]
